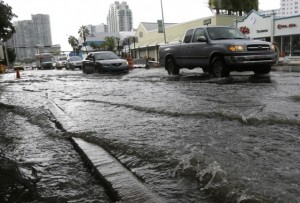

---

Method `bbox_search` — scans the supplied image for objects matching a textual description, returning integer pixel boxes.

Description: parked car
[66,56,83,70]
[55,56,68,69]
[81,51,129,74]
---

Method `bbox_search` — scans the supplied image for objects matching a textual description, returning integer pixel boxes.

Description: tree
[0,1,17,41]
[103,36,115,51]
[68,35,79,55]
[0,46,16,65]
[208,0,258,16]
[78,26,89,54]
[90,42,101,51]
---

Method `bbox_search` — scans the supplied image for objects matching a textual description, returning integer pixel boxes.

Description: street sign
[203,19,211,26]
[157,20,164,33]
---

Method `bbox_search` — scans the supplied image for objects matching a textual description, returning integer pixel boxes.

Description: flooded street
[0,68,299,202]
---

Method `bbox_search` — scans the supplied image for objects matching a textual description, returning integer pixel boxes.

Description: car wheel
[166,58,179,75]
[211,56,230,78]
[254,66,271,75]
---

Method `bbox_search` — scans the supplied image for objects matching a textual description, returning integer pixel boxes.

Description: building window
[139,31,143,38]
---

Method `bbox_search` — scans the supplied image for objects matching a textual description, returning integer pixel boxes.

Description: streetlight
[160,0,167,44]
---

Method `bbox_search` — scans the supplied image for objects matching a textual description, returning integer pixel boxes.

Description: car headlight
[228,45,245,52]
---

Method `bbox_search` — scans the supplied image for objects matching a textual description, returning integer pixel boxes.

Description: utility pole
[160,0,167,44]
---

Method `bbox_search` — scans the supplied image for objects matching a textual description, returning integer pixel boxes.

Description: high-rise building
[7,14,53,61]
[107,1,133,33]
[32,14,52,46]
[279,0,300,16]
[9,20,36,61]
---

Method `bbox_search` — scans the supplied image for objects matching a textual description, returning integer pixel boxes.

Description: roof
[140,22,177,32]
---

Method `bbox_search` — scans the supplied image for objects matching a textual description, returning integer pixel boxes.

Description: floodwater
[0,68,299,203]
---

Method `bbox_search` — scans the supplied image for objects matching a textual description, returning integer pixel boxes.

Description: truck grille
[247,44,270,51]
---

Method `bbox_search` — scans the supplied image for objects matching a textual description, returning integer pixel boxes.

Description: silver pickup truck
[159,26,278,77]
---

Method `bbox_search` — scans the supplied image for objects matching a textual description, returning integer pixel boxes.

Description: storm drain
[70,137,165,203]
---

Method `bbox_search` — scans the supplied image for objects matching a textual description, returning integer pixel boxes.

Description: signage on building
[257,29,268,33]
[239,26,250,34]
[277,24,297,29]
[203,19,211,26]
[249,16,256,24]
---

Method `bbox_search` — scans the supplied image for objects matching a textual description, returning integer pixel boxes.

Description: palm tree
[208,0,258,16]
[68,35,79,55]
[78,25,90,54]
[104,37,115,51]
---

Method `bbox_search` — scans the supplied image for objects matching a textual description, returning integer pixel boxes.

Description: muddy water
[0,68,299,202]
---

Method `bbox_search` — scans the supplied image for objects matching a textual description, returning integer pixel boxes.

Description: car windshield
[207,27,247,40]
[69,56,82,61]
[94,52,119,60]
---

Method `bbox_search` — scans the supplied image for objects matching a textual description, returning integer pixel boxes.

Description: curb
[70,137,165,203]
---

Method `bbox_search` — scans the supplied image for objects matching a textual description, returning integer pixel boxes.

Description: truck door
[186,28,210,67]
[178,29,194,67]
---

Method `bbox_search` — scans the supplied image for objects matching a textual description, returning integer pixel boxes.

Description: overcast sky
[4,0,280,51]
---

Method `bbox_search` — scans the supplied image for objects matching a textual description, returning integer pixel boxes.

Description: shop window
[283,36,291,56]
[292,35,300,56]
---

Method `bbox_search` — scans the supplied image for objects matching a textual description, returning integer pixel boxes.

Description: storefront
[237,10,300,57]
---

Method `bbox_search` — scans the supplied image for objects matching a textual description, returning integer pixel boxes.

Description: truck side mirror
[197,36,207,42]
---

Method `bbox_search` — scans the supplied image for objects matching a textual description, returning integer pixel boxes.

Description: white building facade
[237,10,300,57]
[279,0,300,16]
[107,1,133,33]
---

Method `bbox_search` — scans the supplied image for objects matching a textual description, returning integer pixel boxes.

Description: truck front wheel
[166,58,179,75]
[211,56,230,78]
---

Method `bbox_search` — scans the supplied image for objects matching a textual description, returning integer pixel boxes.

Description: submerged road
[0,67,299,202]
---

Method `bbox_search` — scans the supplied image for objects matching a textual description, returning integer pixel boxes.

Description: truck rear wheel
[166,58,179,75]
[211,56,230,78]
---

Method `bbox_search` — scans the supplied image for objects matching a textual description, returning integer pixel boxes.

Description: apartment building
[280,0,300,16]
[7,14,53,61]
[107,1,133,33]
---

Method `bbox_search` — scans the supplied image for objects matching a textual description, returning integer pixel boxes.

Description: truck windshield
[207,27,247,40]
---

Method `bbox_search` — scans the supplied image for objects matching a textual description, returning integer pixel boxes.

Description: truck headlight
[271,45,276,51]
[228,45,245,52]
